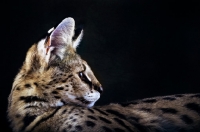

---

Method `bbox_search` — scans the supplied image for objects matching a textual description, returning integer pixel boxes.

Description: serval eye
[78,72,87,81]
[78,72,83,78]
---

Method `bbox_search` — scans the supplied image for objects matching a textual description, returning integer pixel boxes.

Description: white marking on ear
[73,30,83,49]
[48,27,54,34]
[37,39,54,63]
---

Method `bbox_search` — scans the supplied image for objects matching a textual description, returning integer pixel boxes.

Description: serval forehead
[49,54,84,72]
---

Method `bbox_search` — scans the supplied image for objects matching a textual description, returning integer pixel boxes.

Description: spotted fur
[8,18,200,132]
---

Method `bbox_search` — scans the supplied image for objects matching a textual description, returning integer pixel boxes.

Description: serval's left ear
[37,17,83,62]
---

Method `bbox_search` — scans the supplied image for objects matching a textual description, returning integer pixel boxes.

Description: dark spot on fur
[129,116,140,122]
[94,108,108,116]
[53,79,57,82]
[68,74,73,77]
[24,84,31,88]
[21,114,37,131]
[88,115,97,120]
[15,114,21,118]
[162,97,176,101]
[54,96,61,99]
[106,109,126,119]
[68,107,75,114]
[52,91,58,94]
[20,96,47,103]
[143,99,157,103]
[88,109,95,113]
[68,125,72,129]
[86,121,96,127]
[160,108,178,114]
[101,126,113,132]
[65,89,69,91]
[62,109,67,114]
[76,97,90,104]
[75,125,82,131]
[65,85,69,87]
[114,118,132,132]
[128,121,149,132]
[47,81,53,85]
[61,100,65,104]
[140,108,151,112]
[56,87,64,90]
[185,103,200,114]
[62,80,66,83]
[69,116,73,119]
[114,128,125,132]
[99,116,112,124]
[45,86,49,89]
[72,119,77,122]
[181,115,193,124]
[43,93,48,96]
[16,87,21,90]
[33,82,38,87]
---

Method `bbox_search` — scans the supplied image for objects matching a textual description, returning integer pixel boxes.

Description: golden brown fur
[8,18,200,132]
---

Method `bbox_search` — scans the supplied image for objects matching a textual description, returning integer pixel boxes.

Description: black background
[4,0,200,131]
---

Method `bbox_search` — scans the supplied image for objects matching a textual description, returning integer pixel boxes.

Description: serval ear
[37,17,83,63]
[22,17,83,73]
[72,26,83,49]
